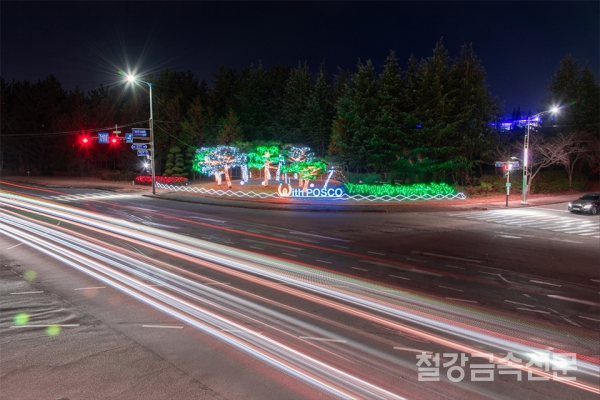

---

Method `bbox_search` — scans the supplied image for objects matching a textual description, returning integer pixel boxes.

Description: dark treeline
[1,40,597,185]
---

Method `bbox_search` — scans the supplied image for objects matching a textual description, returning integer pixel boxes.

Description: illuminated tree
[284,146,314,186]
[247,145,284,186]
[282,160,327,192]
[195,146,247,187]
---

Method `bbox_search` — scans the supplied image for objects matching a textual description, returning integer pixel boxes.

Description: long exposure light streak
[1,192,598,392]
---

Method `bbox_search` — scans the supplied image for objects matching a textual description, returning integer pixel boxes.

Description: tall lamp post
[125,74,156,195]
[521,107,558,205]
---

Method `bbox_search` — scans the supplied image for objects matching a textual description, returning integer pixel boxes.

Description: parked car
[568,193,600,215]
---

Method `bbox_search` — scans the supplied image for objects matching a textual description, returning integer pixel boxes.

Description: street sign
[131,144,148,150]
[125,133,133,143]
[137,150,149,156]
[506,182,511,187]
[495,162,505,167]
[510,161,519,168]
[113,130,121,134]
[98,132,109,144]
[132,128,147,137]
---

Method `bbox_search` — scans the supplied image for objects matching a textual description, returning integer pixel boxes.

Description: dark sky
[2,1,598,116]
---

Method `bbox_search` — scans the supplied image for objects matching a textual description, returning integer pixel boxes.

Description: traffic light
[82,137,89,144]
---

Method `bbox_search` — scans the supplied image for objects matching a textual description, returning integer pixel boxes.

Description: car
[567,193,600,215]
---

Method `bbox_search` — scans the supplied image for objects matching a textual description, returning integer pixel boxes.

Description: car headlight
[568,202,572,207]
[583,204,592,209]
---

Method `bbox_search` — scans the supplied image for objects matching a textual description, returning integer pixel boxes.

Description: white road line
[368,251,386,255]
[10,324,80,328]
[549,238,583,244]
[333,245,349,249]
[411,251,482,264]
[316,259,332,264]
[74,287,106,290]
[445,265,465,269]
[299,337,347,343]
[301,238,319,243]
[282,252,298,257]
[6,243,23,250]
[579,232,600,236]
[248,246,264,250]
[406,258,426,262]
[289,231,350,242]
[499,235,521,239]
[142,325,184,329]
[445,297,477,303]
[505,300,535,307]
[548,295,600,307]
[517,308,550,314]
[351,267,368,271]
[591,279,600,283]
[205,282,230,285]
[438,285,464,292]
[530,280,562,287]
[479,271,498,275]
[10,291,44,295]
[579,316,600,322]
[389,275,410,280]
[56,221,60,226]
[393,347,432,353]
[523,294,532,298]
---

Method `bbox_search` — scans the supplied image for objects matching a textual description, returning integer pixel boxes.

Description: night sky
[2,1,598,116]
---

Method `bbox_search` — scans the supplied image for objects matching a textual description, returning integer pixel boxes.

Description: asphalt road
[1,182,599,399]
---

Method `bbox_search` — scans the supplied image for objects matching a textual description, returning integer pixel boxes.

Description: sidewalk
[0,176,582,213]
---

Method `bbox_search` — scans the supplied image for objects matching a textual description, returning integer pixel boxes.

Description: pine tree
[301,62,334,156]
[216,109,243,145]
[281,62,312,143]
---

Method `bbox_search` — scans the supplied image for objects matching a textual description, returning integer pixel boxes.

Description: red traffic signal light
[82,137,89,144]
[111,137,117,144]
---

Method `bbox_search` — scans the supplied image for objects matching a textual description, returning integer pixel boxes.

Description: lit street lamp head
[127,74,135,83]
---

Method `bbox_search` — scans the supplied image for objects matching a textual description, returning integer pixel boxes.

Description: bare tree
[551,131,596,189]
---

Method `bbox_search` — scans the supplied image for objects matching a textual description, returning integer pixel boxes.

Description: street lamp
[521,106,559,204]
[125,74,156,195]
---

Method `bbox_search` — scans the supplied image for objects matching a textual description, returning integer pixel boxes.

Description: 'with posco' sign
[278,185,343,198]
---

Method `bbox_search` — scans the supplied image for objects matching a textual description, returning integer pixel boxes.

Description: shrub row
[343,182,456,197]
[135,176,188,186]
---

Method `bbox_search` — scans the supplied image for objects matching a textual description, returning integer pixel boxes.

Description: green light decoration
[343,182,457,198]
[247,145,285,186]
[282,160,327,192]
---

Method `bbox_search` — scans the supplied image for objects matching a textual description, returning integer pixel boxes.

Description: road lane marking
[300,337,347,343]
[411,251,482,264]
[6,243,23,250]
[11,324,80,328]
[289,231,350,242]
[389,275,410,280]
[445,297,477,303]
[499,235,522,239]
[74,287,106,290]
[548,295,600,307]
[368,251,386,255]
[445,265,465,269]
[10,291,44,295]
[517,308,550,314]
[579,316,600,322]
[393,347,432,353]
[248,246,264,250]
[439,285,464,292]
[316,260,332,264]
[142,325,184,329]
[333,245,349,249]
[530,280,562,287]
[479,271,498,275]
[351,267,368,271]
[591,279,600,283]
[282,252,297,257]
[549,238,583,244]
[204,282,230,285]
[505,300,535,307]
[406,258,426,262]
[359,260,443,277]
